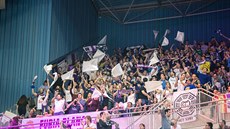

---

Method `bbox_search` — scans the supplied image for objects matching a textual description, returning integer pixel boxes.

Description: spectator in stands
[160,101,172,129]
[177,73,186,91]
[39,80,49,94]
[204,122,213,129]
[52,93,65,115]
[62,80,73,104]
[195,67,212,88]
[170,118,181,129]
[76,93,86,112]
[184,78,196,90]
[31,83,45,115]
[9,116,21,129]
[139,123,145,129]
[96,112,106,129]
[65,98,83,114]
[191,74,201,88]
[163,82,173,101]
[219,120,230,129]
[39,89,50,114]
[227,86,230,93]
[17,95,28,116]
[168,72,178,92]
[138,82,151,105]
[160,74,167,90]
[86,97,99,112]
[81,115,97,129]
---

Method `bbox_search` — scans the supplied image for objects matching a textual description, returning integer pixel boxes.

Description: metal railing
[1,89,230,129]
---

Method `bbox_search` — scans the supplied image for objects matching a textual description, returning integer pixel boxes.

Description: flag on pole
[164,29,170,37]
[43,64,53,74]
[162,37,169,46]
[149,52,159,65]
[153,30,159,40]
[111,63,124,77]
[82,58,99,72]
[98,35,107,45]
[93,49,106,63]
[83,45,97,58]
[97,35,108,52]
[175,31,185,43]
[61,69,74,81]
[50,72,58,88]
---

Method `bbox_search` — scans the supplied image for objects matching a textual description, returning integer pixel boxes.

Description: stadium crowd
[14,38,230,128]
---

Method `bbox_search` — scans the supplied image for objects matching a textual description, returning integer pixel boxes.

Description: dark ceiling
[91,0,230,24]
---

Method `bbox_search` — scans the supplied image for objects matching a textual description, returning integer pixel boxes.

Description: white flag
[98,35,107,45]
[149,52,159,65]
[162,37,169,46]
[61,69,74,81]
[43,64,52,74]
[153,30,159,40]
[93,49,105,63]
[164,29,170,37]
[1,111,17,124]
[175,31,184,43]
[92,88,102,98]
[50,72,58,87]
[82,58,99,72]
[111,63,124,77]
[145,81,162,93]
[32,75,38,82]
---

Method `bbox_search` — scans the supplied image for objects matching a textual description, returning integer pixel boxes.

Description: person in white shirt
[177,73,186,92]
[62,80,73,103]
[52,93,65,115]
[168,72,178,92]
[171,118,181,129]
[81,115,97,129]
[39,89,50,114]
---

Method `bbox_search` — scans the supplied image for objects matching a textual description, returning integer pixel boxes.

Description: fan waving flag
[83,45,97,58]
[162,37,169,46]
[43,64,53,74]
[149,52,159,65]
[61,69,74,81]
[112,63,124,77]
[175,31,185,43]
[50,72,58,88]
[93,49,105,63]
[82,58,99,72]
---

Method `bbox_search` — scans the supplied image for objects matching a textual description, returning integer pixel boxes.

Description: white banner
[144,81,162,93]
[173,89,198,123]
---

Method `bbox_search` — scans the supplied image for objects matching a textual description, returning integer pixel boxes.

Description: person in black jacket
[96,112,119,129]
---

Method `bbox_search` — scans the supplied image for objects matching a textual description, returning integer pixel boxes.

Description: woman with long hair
[17,95,28,116]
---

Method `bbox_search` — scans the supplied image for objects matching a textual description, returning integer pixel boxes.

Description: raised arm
[132,55,138,64]
[62,80,67,91]
[48,73,54,80]
[31,88,38,97]
[65,99,75,111]
[42,90,50,103]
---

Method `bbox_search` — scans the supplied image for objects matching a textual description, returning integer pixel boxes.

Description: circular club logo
[174,92,196,117]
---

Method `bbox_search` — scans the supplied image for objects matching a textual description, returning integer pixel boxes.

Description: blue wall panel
[0,0,52,111]
[0,0,98,112]
[98,1,230,50]
[49,0,98,60]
